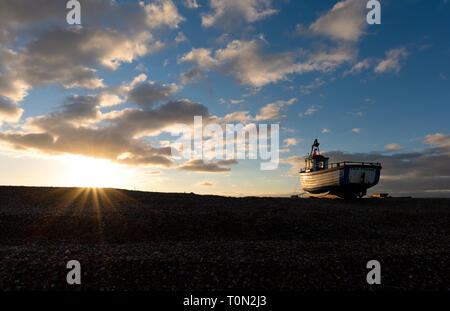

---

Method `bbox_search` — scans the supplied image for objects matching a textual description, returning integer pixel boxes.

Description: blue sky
[0,0,449,196]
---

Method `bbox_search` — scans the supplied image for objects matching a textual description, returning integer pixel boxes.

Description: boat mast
[310,138,320,155]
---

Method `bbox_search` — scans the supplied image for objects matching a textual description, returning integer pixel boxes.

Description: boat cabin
[305,154,329,172]
[303,138,329,172]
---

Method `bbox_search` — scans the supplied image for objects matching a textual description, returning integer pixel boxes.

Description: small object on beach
[372,193,390,198]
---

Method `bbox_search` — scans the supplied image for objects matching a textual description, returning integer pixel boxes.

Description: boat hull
[299,164,381,198]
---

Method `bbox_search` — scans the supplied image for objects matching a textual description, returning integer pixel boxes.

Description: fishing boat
[299,139,381,199]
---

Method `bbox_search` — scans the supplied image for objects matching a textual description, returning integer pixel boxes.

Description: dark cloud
[0,97,23,123]
[0,122,174,167]
[127,81,179,109]
[217,159,238,165]
[58,95,101,121]
[0,26,160,101]
[0,0,182,102]
[0,1,237,173]
[0,132,55,151]
[0,0,181,44]
[0,95,211,167]
[0,0,64,44]
[109,99,210,138]
[178,159,232,172]
[24,27,151,70]
[180,67,205,84]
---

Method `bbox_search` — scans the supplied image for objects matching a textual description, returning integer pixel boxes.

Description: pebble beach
[0,186,448,291]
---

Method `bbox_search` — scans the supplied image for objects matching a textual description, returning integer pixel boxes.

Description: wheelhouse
[304,155,329,172]
[300,138,329,172]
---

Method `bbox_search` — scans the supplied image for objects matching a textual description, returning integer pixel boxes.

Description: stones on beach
[0,187,448,291]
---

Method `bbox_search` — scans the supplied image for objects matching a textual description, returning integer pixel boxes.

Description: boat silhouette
[299,139,382,199]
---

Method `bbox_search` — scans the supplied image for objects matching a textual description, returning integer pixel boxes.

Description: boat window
[319,161,324,169]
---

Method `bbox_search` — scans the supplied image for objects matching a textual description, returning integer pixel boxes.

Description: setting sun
[60,155,130,189]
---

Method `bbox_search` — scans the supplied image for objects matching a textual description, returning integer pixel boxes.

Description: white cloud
[299,105,321,117]
[300,78,325,94]
[222,111,252,123]
[135,63,149,72]
[184,0,200,9]
[375,48,408,73]
[385,143,404,151]
[423,133,450,148]
[352,128,361,133]
[284,138,297,148]
[202,0,277,29]
[0,73,29,102]
[213,40,299,86]
[180,48,219,69]
[309,0,367,42]
[175,32,188,43]
[141,0,185,29]
[98,94,124,108]
[307,44,356,72]
[344,58,371,75]
[230,99,244,104]
[255,98,297,121]
[222,98,297,123]
[180,40,354,87]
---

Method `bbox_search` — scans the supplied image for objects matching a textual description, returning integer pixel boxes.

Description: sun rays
[30,187,139,248]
